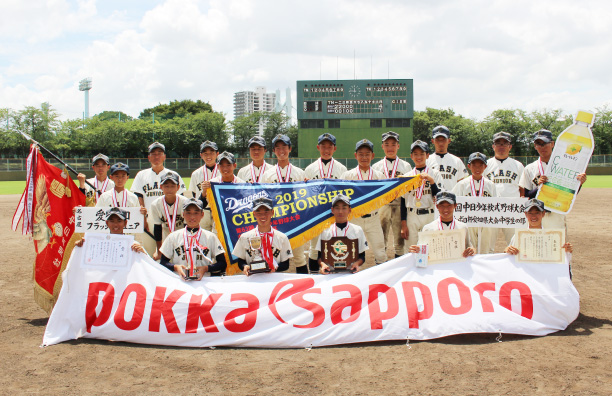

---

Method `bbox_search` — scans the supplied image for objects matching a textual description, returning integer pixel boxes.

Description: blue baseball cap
[272,134,291,147]
[217,151,236,164]
[200,140,218,152]
[318,133,337,145]
[331,194,351,207]
[533,129,553,144]
[355,139,374,152]
[148,142,166,153]
[252,196,275,210]
[160,171,180,185]
[110,162,130,175]
[248,136,266,148]
[105,207,127,221]
[91,153,110,166]
[410,140,429,153]
[467,152,487,164]
[382,131,400,142]
[435,191,457,205]
[493,132,512,143]
[183,198,204,211]
[524,198,545,212]
[432,125,450,139]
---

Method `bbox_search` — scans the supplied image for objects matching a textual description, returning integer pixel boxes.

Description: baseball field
[1,184,611,394]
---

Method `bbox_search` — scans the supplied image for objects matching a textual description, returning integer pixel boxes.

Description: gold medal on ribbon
[416,200,422,207]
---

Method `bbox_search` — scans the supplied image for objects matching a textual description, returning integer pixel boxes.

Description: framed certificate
[417,229,467,264]
[516,228,565,263]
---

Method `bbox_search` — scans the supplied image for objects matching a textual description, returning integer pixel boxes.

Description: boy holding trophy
[232,197,293,276]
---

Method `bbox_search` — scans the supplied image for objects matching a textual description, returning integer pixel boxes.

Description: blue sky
[1,0,611,121]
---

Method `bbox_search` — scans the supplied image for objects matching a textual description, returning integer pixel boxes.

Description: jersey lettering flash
[131,168,186,209]
[485,157,525,197]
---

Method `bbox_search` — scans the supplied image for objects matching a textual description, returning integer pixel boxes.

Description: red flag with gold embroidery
[13,145,85,313]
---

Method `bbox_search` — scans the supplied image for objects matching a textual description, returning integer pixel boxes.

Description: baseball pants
[403,210,435,253]
[380,203,404,256]
[468,227,493,254]
[352,213,387,264]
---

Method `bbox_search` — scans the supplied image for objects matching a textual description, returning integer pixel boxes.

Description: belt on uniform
[361,212,378,218]
[409,208,434,215]
[204,207,211,211]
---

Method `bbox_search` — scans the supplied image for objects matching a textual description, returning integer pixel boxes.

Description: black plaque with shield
[321,237,358,272]
[248,236,271,274]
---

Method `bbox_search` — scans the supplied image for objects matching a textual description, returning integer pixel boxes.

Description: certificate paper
[516,228,565,263]
[82,233,133,269]
[417,229,467,264]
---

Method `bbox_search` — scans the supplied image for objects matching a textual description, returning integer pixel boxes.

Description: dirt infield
[1,190,611,395]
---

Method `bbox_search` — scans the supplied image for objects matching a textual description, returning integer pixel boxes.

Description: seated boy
[75,207,145,254]
[316,194,368,274]
[150,171,190,260]
[159,199,227,280]
[232,197,293,276]
[504,198,573,255]
[409,191,474,258]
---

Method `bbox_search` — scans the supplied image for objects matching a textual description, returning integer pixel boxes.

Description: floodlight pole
[78,78,92,119]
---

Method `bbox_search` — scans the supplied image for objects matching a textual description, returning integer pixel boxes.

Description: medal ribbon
[257,229,275,269]
[94,177,109,200]
[537,158,546,177]
[162,199,179,233]
[438,218,456,230]
[276,165,292,182]
[318,158,335,179]
[184,228,203,277]
[469,176,484,197]
[203,165,218,182]
[415,167,429,200]
[382,157,399,178]
[357,167,373,181]
[111,189,128,207]
[250,162,266,183]
[332,223,349,237]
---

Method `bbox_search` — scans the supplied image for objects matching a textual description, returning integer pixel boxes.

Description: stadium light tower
[78,78,92,119]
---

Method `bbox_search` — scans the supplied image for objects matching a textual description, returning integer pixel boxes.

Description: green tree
[95,111,133,122]
[592,105,612,154]
[230,113,261,158]
[139,99,213,120]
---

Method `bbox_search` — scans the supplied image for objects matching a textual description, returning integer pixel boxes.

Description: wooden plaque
[321,237,358,272]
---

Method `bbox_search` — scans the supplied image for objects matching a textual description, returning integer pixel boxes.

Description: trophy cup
[248,236,270,274]
[321,237,358,273]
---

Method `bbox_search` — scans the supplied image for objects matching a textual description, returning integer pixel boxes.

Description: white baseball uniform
[426,152,469,191]
[188,165,218,230]
[519,159,566,231]
[315,222,368,256]
[452,176,498,254]
[402,167,443,252]
[159,227,225,277]
[149,194,191,243]
[341,167,387,264]
[486,157,525,248]
[237,161,273,183]
[232,227,293,268]
[84,177,114,206]
[372,157,413,256]
[95,188,140,208]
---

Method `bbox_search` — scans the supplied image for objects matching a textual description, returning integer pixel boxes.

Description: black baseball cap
[183,198,204,211]
[410,140,429,153]
[533,129,553,144]
[110,162,130,175]
[435,191,457,205]
[382,131,400,142]
[160,171,180,185]
[493,132,512,143]
[200,140,219,152]
[92,153,110,166]
[217,151,236,164]
[318,133,337,145]
[524,198,545,212]
[355,139,374,152]
[248,136,266,148]
[148,142,166,153]
[432,125,450,139]
[272,134,291,147]
[468,152,487,164]
[105,207,127,221]
[252,196,274,210]
[331,194,351,207]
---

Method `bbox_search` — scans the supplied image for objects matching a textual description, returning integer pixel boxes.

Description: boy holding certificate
[409,191,474,257]
[232,197,293,276]
[74,207,146,254]
[159,198,227,279]
[315,194,368,274]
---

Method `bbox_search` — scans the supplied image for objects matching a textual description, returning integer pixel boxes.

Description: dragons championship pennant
[207,176,422,275]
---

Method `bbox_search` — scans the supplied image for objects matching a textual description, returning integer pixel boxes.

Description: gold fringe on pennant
[207,175,423,276]
[33,232,82,315]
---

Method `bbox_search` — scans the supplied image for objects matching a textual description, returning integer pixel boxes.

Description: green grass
[0,175,609,196]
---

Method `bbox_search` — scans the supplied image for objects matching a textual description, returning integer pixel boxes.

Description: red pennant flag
[13,145,85,312]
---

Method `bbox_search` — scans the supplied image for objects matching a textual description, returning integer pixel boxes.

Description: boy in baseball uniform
[400,140,443,251]
[159,198,227,279]
[150,171,190,260]
[372,131,412,258]
[315,194,368,274]
[77,153,114,206]
[232,197,293,276]
[96,163,144,211]
[188,140,219,230]
[452,152,497,254]
[426,125,469,191]
[131,142,186,255]
[262,134,309,274]
[237,136,272,183]
[341,139,387,265]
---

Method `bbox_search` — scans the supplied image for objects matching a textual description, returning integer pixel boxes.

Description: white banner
[74,207,144,233]
[454,197,529,228]
[43,248,579,349]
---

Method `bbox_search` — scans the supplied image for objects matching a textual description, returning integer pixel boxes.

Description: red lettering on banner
[186,293,222,333]
[149,287,186,333]
[114,283,146,331]
[292,289,325,329]
[438,277,472,315]
[330,284,362,325]
[224,293,259,332]
[368,284,399,330]
[401,282,433,329]
[85,282,115,333]
[473,283,496,312]
[268,278,315,324]
[499,282,533,319]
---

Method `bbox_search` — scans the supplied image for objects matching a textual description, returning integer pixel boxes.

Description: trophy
[248,236,271,274]
[321,237,358,272]
[184,263,199,280]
